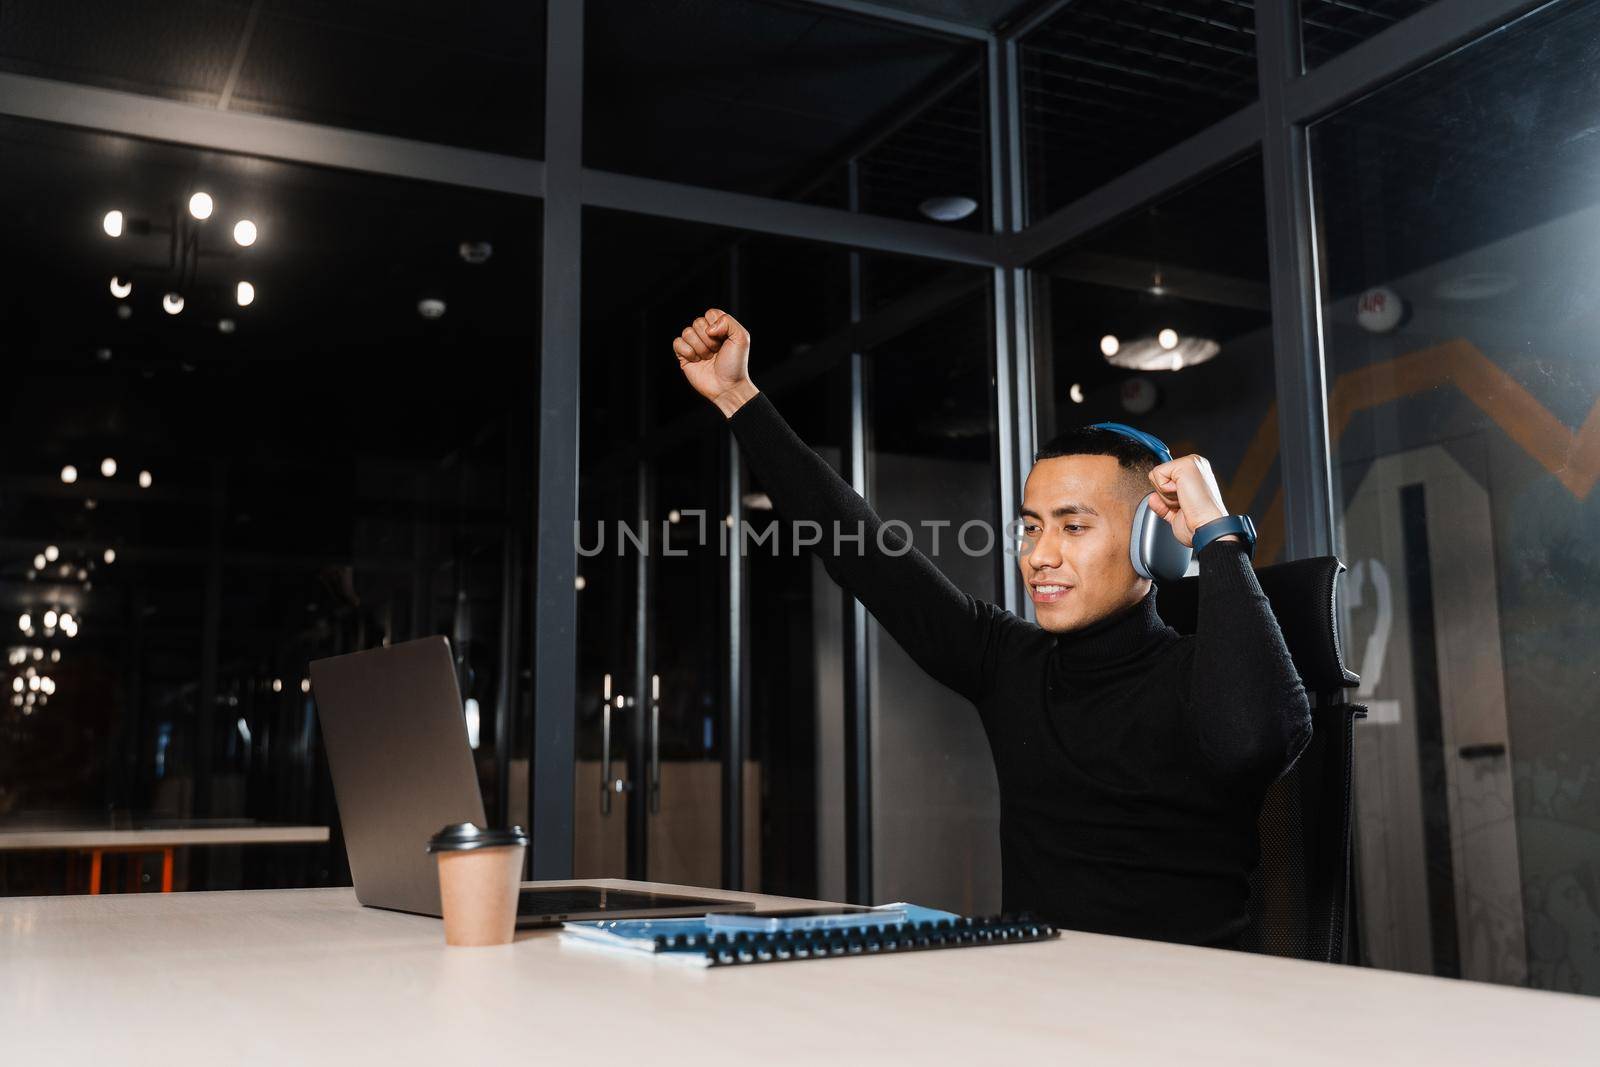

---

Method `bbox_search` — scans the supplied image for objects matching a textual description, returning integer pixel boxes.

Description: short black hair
[1034,426,1161,475]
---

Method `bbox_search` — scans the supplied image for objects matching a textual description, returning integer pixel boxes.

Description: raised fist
[671,308,759,417]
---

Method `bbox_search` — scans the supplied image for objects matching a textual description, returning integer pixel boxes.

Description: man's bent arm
[728,391,1012,705]
[1184,539,1313,784]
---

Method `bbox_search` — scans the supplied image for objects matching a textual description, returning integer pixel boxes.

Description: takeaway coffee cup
[425,822,529,947]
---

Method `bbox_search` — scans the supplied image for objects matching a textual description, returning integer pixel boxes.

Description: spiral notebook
[562,904,1060,967]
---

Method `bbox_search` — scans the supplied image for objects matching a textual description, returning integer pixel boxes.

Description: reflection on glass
[1036,153,1283,560]
[1312,1,1600,996]
[1021,1,1258,220]
[1301,0,1435,69]
[584,0,988,228]
[0,117,538,895]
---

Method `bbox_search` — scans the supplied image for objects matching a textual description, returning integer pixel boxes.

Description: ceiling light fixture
[1157,328,1179,350]
[1102,333,1221,373]
[236,281,255,307]
[61,465,78,484]
[188,192,214,220]
[918,196,979,222]
[218,318,236,334]
[44,546,59,562]
[33,554,46,570]
[163,292,185,315]
[103,210,124,238]
[109,276,133,299]
[1100,335,1120,357]
[233,219,257,246]
[104,548,116,565]
[1069,383,1085,404]
[101,457,117,478]
[458,240,492,264]
[417,297,446,320]
[42,610,58,630]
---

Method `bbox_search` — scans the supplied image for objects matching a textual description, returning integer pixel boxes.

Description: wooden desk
[0,825,330,893]
[0,880,1594,1064]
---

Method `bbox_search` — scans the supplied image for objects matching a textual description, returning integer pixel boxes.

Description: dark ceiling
[1020,0,1258,220]
[0,0,548,155]
[584,0,990,226]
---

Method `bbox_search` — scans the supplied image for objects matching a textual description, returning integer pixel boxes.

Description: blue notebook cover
[562,902,960,962]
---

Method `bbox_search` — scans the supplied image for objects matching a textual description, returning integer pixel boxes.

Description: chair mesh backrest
[1155,556,1361,962]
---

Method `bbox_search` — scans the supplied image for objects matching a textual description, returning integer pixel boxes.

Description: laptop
[310,636,752,926]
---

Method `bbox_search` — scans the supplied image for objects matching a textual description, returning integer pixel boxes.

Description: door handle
[649,673,661,815]
[1458,742,1507,760]
[600,673,631,815]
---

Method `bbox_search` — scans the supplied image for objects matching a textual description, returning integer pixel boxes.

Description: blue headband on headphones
[1087,422,1173,465]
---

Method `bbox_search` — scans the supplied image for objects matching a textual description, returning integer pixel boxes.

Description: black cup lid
[425,822,529,853]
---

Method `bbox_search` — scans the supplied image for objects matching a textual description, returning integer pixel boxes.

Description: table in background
[1,879,1596,1065]
[0,825,330,892]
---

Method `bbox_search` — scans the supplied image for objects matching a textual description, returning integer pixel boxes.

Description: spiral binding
[649,913,1059,967]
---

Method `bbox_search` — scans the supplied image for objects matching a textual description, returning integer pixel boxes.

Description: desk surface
[0,825,330,849]
[2,880,1595,1064]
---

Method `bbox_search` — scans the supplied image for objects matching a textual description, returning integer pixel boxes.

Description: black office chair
[1155,555,1366,963]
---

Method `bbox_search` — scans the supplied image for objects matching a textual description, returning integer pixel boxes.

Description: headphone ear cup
[1130,497,1194,582]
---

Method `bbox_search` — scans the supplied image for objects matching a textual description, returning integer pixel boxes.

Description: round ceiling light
[163,292,185,315]
[109,276,132,299]
[233,219,257,246]
[103,210,124,238]
[188,192,214,220]
[417,297,447,320]
[918,196,979,223]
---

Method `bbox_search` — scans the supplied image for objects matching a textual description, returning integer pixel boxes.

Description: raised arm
[1184,540,1312,786]
[671,308,1017,704]
[1141,454,1312,784]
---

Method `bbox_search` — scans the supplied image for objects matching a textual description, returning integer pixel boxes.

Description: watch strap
[1193,514,1257,557]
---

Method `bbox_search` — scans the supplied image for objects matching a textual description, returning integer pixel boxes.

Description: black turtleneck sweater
[728,391,1313,947]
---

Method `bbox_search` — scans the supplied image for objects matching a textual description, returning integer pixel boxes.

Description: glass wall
[1034,152,1284,560]
[0,117,539,894]
[1312,0,1600,995]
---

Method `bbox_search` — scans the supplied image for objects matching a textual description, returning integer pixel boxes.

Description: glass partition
[0,117,539,894]
[1312,0,1600,995]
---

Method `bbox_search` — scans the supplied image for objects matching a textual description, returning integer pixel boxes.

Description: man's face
[1019,454,1151,633]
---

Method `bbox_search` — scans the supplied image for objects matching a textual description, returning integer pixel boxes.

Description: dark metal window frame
[0,0,1551,882]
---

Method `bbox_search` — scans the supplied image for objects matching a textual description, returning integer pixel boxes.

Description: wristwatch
[1192,514,1257,557]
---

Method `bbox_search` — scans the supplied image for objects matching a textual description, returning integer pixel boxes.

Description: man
[671,308,1312,949]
